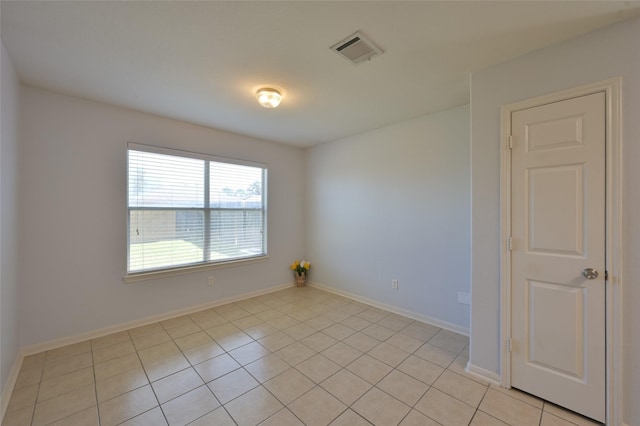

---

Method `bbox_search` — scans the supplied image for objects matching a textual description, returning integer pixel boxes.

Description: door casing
[499,78,622,425]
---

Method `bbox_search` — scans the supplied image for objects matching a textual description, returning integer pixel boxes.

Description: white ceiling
[2,1,639,147]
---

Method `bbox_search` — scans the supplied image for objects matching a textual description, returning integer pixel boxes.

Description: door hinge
[507,338,512,353]
[507,237,513,251]
[508,135,513,149]
[605,270,609,280]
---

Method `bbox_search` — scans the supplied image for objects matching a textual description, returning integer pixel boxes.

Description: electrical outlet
[208,276,214,286]
[457,291,470,305]
[392,279,398,290]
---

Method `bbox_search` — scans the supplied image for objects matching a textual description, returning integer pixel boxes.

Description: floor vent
[330,31,383,65]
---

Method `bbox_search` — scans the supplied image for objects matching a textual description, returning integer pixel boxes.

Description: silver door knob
[582,268,599,279]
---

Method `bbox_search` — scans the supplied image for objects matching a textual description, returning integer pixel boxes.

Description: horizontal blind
[127,146,266,274]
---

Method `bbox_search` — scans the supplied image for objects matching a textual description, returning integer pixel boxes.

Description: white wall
[0,41,20,396]
[306,105,470,332]
[18,87,305,347]
[470,17,640,424]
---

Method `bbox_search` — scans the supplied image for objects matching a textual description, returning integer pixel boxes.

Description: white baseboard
[308,281,469,336]
[1,352,23,423]
[465,361,501,386]
[23,282,295,356]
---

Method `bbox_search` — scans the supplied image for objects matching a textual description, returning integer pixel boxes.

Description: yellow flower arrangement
[290,260,311,275]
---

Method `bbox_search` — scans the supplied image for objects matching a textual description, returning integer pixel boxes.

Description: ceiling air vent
[330,31,383,65]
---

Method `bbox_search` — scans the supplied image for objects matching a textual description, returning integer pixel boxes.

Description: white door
[510,92,606,422]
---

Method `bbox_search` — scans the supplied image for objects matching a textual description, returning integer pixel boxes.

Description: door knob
[582,268,599,279]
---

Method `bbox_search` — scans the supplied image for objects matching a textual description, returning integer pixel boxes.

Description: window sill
[123,256,269,283]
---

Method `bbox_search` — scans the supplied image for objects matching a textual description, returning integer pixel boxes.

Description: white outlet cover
[457,291,471,305]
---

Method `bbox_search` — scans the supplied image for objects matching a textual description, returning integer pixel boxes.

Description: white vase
[295,272,306,287]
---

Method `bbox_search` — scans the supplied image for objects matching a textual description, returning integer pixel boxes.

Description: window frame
[124,143,268,282]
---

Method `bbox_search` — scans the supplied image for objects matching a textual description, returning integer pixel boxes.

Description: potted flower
[290,260,311,287]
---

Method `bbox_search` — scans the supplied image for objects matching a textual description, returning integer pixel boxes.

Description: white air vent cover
[330,31,383,65]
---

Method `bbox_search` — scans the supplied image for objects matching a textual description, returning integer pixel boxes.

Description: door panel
[511,92,605,422]
[526,114,584,152]
[528,164,584,255]
[527,280,584,379]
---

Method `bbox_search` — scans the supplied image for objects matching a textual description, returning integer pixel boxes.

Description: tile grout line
[28,369,41,426]
[128,328,168,426]
[89,342,101,426]
[159,320,230,425]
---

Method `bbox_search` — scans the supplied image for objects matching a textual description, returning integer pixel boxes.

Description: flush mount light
[256,88,282,108]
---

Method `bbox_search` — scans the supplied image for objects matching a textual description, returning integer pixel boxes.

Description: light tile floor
[3,287,602,426]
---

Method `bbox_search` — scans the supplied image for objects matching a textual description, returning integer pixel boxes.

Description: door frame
[499,78,622,425]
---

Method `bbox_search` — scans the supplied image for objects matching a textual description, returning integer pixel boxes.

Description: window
[127,143,267,276]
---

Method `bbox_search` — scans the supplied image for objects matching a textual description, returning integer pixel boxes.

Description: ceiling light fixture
[256,88,282,108]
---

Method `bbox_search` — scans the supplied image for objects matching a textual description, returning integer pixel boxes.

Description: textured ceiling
[2,1,639,147]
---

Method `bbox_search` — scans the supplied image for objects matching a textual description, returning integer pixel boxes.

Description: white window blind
[127,144,267,275]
